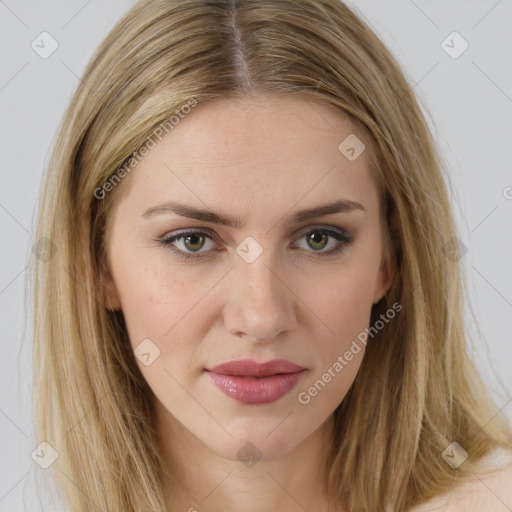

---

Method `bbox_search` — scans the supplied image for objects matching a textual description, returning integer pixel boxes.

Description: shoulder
[408,448,512,512]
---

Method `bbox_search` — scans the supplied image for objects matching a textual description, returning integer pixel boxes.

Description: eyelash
[157,227,353,261]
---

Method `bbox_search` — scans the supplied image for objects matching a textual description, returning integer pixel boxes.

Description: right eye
[159,230,217,260]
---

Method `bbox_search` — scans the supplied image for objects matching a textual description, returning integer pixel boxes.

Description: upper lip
[207,359,305,377]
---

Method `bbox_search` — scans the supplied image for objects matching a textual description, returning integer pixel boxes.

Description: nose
[223,248,297,343]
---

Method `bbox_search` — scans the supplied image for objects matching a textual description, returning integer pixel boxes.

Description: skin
[102,94,395,511]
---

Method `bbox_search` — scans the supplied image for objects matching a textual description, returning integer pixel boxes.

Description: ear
[99,254,122,311]
[372,209,399,304]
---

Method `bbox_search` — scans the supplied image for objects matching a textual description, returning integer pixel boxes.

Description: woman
[32,0,512,510]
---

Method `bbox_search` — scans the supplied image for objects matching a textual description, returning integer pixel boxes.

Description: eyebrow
[142,199,365,228]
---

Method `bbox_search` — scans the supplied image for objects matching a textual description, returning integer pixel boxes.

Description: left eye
[294,228,348,252]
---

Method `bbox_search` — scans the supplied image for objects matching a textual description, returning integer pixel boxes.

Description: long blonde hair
[32,0,512,510]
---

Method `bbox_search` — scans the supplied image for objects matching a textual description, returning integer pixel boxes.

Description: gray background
[1,1,511,510]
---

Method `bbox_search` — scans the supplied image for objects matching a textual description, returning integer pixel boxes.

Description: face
[103,94,394,462]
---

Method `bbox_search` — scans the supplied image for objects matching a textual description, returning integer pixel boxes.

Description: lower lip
[206,370,305,405]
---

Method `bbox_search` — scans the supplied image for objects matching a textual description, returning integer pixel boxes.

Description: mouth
[205,359,307,405]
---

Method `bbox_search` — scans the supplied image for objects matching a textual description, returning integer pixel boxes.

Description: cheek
[301,252,381,397]
[308,262,379,341]
[110,248,214,349]
[313,282,371,367]
[294,280,372,414]
[112,259,216,400]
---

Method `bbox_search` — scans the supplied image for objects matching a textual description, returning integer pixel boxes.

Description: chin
[216,434,300,464]
[206,415,309,462]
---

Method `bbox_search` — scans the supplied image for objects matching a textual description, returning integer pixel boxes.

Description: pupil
[309,232,327,250]
[185,234,204,251]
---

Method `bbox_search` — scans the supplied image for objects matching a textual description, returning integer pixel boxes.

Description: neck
[154,404,335,512]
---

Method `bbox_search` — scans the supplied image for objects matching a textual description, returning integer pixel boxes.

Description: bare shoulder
[408,449,512,512]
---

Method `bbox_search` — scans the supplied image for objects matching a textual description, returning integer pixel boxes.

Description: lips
[205,359,306,405]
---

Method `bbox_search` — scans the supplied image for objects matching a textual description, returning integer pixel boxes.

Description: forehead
[110,94,380,225]
[160,94,369,168]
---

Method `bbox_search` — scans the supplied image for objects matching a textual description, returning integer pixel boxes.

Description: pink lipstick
[206,359,306,405]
